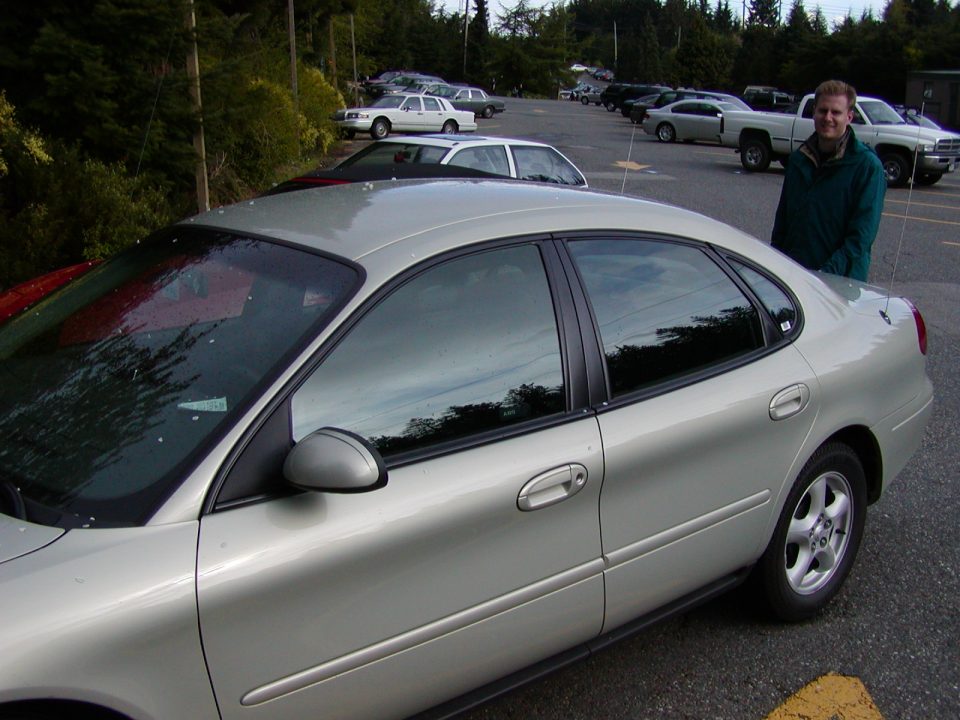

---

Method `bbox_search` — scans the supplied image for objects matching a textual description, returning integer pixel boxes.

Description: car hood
[867,123,960,143]
[0,514,64,564]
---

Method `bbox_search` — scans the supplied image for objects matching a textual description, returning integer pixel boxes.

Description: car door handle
[769,383,810,420]
[517,464,588,511]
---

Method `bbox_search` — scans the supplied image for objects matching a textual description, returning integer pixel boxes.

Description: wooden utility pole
[288,0,299,156]
[185,0,209,213]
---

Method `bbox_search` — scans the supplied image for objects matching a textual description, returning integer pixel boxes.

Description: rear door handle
[769,383,810,420]
[517,464,588,511]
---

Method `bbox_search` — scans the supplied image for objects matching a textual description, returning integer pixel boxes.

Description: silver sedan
[0,180,933,720]
[643,99,743,143]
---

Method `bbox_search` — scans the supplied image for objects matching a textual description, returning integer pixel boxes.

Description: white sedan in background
[332,93,477,140]
[336,134,588,186]
[643,99,743,143]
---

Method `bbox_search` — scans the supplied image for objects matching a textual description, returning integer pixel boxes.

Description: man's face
[814,94,854,144]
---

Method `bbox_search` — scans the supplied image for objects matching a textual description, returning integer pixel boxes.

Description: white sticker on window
[177,397,228,413]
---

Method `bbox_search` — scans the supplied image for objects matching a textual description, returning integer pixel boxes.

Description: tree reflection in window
[292,245,565,456]
[568,239,764,396]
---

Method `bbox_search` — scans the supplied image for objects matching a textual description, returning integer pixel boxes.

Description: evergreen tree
[748,0,780,28]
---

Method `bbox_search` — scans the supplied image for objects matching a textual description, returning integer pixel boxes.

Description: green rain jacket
[771,128,886,282]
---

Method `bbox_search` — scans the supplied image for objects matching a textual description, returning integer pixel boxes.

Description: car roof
[183,180,759,286]
[374,134,550,149]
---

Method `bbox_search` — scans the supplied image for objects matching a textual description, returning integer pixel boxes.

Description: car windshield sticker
[177,397,228,413]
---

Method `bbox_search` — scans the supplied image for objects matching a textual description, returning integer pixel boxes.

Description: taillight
[905,299,927,355]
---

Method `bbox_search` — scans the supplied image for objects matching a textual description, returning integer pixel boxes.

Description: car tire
[441,120,458,134]
[880,150,911,187]
[581,96,590,105]
[656,123,676,143]
[370,118,390,140]
[605,102,616,112]
[740,137,772,172]
[481,105,495,119]
[914,171,942,186]
[758,442,867,622]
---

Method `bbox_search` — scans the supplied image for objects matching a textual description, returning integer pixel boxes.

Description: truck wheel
[880,150,910,187]
[656,123,676,143]
[914,172,942,186]
[740,138,772,172]
[370,118,390,140]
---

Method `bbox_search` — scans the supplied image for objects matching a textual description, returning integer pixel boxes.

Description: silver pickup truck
[719,93,960,186]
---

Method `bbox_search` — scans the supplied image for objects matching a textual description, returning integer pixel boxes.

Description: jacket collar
[799,127,855,168]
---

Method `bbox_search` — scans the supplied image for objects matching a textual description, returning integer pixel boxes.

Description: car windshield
[859,100,907,125]
[0,228,358,528]
[337,142,448,167]
[371,96,406,109]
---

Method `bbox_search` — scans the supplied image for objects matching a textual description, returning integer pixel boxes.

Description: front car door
[559,235,818,630]
[197,240,605,720]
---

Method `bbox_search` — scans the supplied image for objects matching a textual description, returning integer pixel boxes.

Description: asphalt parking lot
[388,95,959,720]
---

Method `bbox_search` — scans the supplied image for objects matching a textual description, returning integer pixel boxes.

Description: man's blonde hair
[815,79,857,108]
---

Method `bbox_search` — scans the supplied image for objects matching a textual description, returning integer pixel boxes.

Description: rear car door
[397,95,425,131]
[421,95,448,130]
[197,240,605,720]
[560,235,819,630]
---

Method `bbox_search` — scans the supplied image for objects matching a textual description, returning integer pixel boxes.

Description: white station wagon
[333,93,477,140]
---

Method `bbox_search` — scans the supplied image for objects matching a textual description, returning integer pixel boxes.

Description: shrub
[1,95,171,287]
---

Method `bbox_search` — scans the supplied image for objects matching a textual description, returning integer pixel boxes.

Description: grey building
[905,70,959,130]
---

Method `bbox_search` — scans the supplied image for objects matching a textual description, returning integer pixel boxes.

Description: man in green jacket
[771,80,886,282]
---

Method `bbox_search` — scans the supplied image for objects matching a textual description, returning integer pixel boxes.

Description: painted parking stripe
[763,673,884,720]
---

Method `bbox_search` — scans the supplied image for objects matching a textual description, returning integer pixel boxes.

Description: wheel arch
[823,425,883,504]
[738,127,772,148]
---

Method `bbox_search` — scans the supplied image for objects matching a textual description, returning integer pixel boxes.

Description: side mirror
[283,428,387,493]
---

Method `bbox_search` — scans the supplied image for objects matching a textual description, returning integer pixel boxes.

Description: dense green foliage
[0,0,958,286]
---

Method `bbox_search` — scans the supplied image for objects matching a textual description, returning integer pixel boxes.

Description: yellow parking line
[882,212,960,227]
[763,674,884,720]
[614,161,650,170]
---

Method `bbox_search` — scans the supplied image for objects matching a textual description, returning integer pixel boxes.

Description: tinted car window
[338,142,447,167]
[447,146,511,175]
[0,229,358,527]
[512,146,585,186]
[728,258,799,335]
[568,239,764,396]
[292,244,565,456]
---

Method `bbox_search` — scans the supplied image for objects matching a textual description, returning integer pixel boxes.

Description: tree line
[1,0,958,288]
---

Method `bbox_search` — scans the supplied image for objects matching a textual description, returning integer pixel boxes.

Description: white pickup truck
[718,93,960,186]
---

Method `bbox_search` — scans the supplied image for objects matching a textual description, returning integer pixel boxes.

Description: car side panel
[0,523,218,720]
[598,345,819,630]
[197,419,605,720]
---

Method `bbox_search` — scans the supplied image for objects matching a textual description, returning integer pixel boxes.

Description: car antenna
[620,122,640,194]
[880,101,926,324]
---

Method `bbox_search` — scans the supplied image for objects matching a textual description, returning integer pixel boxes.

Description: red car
[0,260,99,323]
